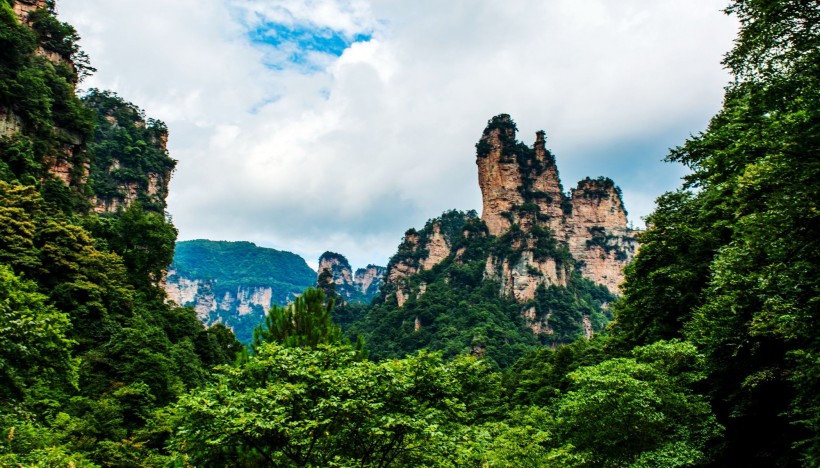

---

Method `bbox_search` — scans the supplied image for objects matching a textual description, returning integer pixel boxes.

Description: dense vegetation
[168,239,317,343]
[82,89,175,212]
[0,2,239,464]
[1,0,817,465]
[341,209,614,369]
[175,286,720,466]
[610,0,820,464]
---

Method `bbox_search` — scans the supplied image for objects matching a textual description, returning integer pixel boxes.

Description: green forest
[1,0,818,466]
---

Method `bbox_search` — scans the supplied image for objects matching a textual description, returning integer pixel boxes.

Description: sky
[60,0,738,271]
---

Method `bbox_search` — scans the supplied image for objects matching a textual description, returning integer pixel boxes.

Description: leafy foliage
[251,287,343,350]
[82,89,174,212]
[1,2,813,465]
[556,341,720,466]
[173,345,501,467]
[170,239,316,292]
[612,0,820,464]
[0,5,240,464]
[0,264,76,402]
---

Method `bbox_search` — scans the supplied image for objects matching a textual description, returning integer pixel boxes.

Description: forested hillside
[0,1,239,464]
[1,0,817,466]
[343,209,615,369]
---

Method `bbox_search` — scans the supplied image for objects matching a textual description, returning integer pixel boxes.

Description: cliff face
[355,264,387,297]
[476,114,637,296]
[12,0,48,24]
[368,115,630,347]
[485,249,566,302]
[317,252,386,304]
[566,178,638,292]
[4,1,91,191]
[165,271,278,321]
[3,4,171,214]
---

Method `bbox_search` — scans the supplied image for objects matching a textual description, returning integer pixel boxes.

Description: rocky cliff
[383,210,479,306]
[2,3,170,214]
[165,272,276,320]
[2,0,91,192]
[477,114,637,295]
[565,177,638,292]
[360,115,633,351]
[317,251,385,304]
[383,115,636,307]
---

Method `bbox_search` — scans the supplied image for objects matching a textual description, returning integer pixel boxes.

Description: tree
[251,287,340,349]
[172,344,499,467]
[0,264,77,402]
[105,202,177,291]
[556,341,720,466]
[611,1,820,463]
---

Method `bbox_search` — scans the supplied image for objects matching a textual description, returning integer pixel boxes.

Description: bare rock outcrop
[165,270,277,322]
[485,250,567,302]
[565,178,638,291]
[354,264,387,297]
[0,108,23,136]
[90,113,172,214]
[476,114,638,296]
[12,0,48,24]
[384,215,463,306]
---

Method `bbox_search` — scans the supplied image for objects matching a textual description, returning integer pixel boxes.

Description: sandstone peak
[476,114,637,294]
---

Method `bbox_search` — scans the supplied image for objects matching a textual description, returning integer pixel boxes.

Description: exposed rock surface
[7,3,91,190]
[476,114,638,295]
[565,178,639,292]
[355,264,387,297]
[485,250,566,302]
[0,108,23,136]
[420,224,451,270]
[377,113,635,340]
[86,94,173,214]
[384,211,471,306]
[12,0,48,24]
[317,252,385,304]
[165,272,276,320]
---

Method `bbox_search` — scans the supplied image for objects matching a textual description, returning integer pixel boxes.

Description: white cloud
[59,0,736,270]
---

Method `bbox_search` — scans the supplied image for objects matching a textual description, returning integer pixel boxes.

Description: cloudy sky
[60,0,737,271]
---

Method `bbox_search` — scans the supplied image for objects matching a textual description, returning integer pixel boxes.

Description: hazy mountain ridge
[165,239,317,343]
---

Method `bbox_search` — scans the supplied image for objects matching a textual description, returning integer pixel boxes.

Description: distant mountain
[317,251,386,304]
[165,240,316,343]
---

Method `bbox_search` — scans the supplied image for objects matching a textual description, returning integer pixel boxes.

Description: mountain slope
[166,239,317,343]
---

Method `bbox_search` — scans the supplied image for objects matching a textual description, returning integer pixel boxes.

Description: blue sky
[61,0,737,270]
[246,20,372,70]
